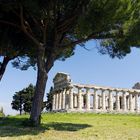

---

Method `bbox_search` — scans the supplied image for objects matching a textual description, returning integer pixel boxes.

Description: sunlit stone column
[69,87,74,110]
[56,93,59,110]
[59,91,62,110]
[94,89,98,111]
[109,90,113,111]
[73,95,77,108]
[129,93,133,112]
[52,93,56,110]
[86,88,90,110]
[62,89,66,109]
[135,93,139,112]
[102,90,106,111]
[116,92,120,111]
[78,88,82,110]
[122,92,127,111]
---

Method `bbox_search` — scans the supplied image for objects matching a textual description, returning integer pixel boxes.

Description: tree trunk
[30,48,48,126]
[0,57,11,81]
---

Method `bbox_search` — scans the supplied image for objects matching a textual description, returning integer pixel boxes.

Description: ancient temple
[52,72,140,113]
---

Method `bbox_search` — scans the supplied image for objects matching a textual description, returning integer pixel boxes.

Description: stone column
[116,92,120,111]
[94,89,98,111]
[62,89,66,110]
[56,93,59,110]
[98,95,101,109]
[102,90,106,111]
[81,95,84,108]
[78,88,82,110]
[69,87,74,110]
[74,95,77,108]
[135,93,139,112]
[86,88,90,110]
[59,91,62,110]
[126,96,129,110]
[65,90,69,110]
[52,93,56,110]
[129,93,133,112]
[122,92,127,111]
[109,90,113,111]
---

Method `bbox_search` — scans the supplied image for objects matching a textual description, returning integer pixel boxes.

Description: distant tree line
[11,84,53,115]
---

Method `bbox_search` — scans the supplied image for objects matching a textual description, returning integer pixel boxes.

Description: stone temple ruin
[52,72,140,113]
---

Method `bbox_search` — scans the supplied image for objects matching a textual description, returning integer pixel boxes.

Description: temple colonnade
[52,72,140,113]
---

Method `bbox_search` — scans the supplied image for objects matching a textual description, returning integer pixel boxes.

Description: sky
[1,40,140,115]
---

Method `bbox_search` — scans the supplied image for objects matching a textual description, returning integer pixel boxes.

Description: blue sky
[1,40,140,115]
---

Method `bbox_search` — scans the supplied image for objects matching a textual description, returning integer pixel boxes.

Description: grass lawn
[0,113,140,140]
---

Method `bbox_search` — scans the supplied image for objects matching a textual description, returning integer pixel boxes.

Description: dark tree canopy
[11,84,35,115]
[1,0,140,125]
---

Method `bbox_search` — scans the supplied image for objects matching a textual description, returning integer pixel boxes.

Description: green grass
[0,113,140,140]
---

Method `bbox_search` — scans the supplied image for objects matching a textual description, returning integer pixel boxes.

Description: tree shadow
[0,117,91,137]
[0,117,45,137]
[43,122,92,131]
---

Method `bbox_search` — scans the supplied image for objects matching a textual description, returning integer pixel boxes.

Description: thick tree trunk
[30,48,48,126]
[0,57,11,81]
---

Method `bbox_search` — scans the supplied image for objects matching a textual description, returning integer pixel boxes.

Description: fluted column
[102,90,106,111]
[62,89,66,109]
[86,88,90,110]
[135,93,139,112]
[59,91,62,110]
[116,92,120,111]
[78,88,82,110]
[69,87,74,110]
[122,92,127,111]
[94,89,98,110]
[56,93,59,110]
[129,93,133,112]
[52,93,56,110]
[109,90,113,111]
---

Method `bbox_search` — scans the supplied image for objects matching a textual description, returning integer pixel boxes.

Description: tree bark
[30,47,47,126]
[0,57,11,81]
